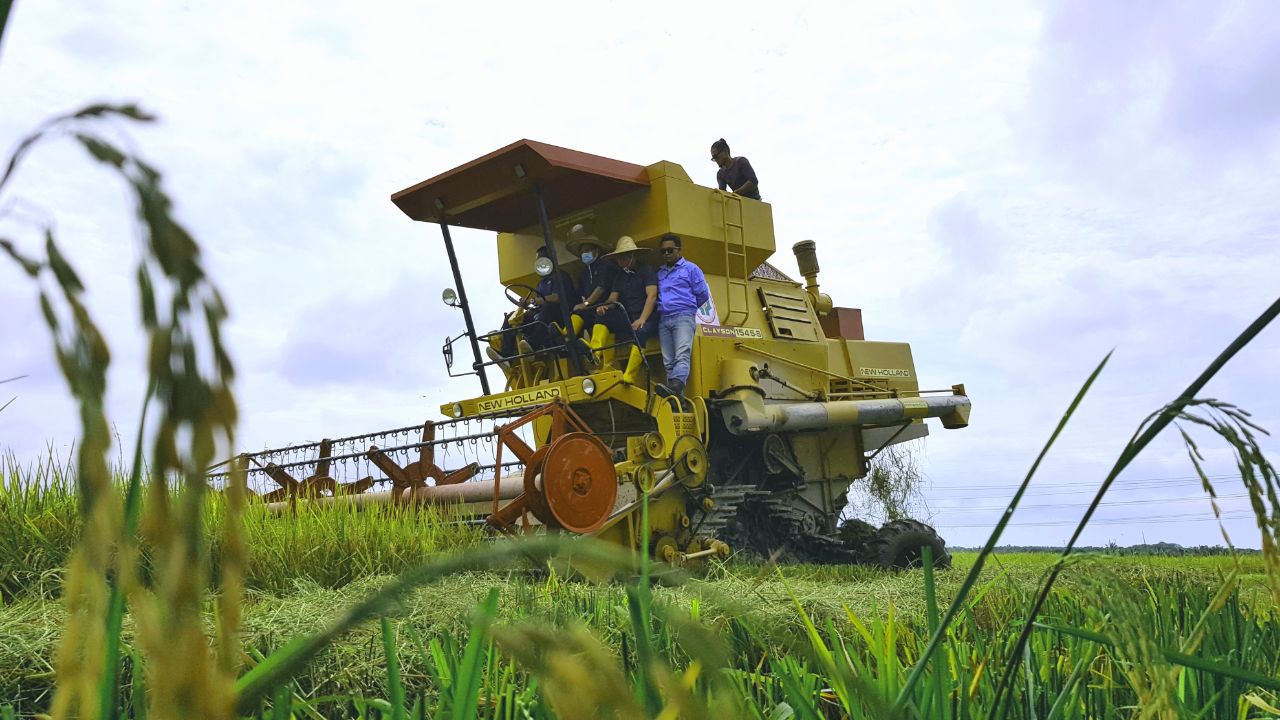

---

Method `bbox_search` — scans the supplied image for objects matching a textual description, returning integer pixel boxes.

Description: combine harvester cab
[218,140,971,569]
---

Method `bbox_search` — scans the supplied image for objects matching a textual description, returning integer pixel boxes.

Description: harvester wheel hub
[534,432,618,534]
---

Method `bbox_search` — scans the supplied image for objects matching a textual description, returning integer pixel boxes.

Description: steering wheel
[504,283,544,310]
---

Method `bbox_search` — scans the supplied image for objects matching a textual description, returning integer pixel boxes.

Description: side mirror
[534,256,554,277]
[442,288,460,308]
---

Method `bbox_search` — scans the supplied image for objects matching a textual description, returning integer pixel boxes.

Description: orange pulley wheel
[527,432,618,534]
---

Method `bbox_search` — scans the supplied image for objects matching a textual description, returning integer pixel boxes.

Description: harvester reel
[259,439,373,502]
[367,421,480,500]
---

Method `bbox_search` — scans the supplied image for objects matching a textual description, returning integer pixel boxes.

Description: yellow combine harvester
[212,140,971,568]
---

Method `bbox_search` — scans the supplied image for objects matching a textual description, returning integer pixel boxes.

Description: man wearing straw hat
[566,223,613,337]
[588,235,658,385]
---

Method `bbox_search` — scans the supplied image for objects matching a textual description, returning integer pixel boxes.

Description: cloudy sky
[2,1,1277,548]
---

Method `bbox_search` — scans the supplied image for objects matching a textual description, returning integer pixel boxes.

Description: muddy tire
[863,519,951,570]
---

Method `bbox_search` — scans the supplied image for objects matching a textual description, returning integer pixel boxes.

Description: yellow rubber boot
[622,345,644,384]
[589,322,609,348]
[590,323,616,366]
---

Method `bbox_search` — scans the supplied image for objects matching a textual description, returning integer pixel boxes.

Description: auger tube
[265,474,524,514]
[718,358,971,435]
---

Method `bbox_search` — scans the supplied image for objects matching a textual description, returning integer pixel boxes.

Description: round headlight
[451,403,464,418]
[441,288,459,307]
[534,256,554,277]
[581,377,596,396]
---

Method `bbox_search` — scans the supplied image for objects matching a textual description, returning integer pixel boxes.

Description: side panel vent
[757,287,820,341]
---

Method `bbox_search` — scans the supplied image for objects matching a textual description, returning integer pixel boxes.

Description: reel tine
[421,421,436,471]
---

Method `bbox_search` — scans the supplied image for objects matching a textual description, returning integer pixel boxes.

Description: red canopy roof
[391,140,650,232]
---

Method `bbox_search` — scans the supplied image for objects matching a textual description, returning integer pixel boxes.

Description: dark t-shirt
[536,269,577,316]
[577,261,609,303]
[602,263,657,318]
[716,156,761,200]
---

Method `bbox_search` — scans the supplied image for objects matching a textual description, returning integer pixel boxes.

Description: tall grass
[1,453,78,600]
[0,457,483,600]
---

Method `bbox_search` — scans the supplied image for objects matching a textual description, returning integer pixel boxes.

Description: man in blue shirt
[496,246,575,358]
[530,246,577,350]
[655,233,709,397]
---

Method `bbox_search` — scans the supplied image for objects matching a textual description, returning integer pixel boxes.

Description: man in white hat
[589,236,658,384]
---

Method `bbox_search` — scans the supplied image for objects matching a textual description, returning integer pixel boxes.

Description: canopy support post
[438,216,491,395]
[533,182,586,376]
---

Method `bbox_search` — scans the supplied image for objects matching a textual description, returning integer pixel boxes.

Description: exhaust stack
[792,240,833,316]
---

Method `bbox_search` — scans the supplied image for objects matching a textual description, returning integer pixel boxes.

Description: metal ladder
[718,191,750,326]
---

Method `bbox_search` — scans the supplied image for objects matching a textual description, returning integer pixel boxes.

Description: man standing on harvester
[656,233,708,397]
[588,236,657,385]
[711,138,761,201]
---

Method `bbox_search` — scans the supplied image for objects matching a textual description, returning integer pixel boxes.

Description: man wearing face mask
[567,224,612,339]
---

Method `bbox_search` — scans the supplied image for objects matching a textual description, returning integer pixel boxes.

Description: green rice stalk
[5,227,118,718]
[490,622,644,719]
[233,535,680,713]
[97,389,153,719]
[451,587,498,720]
[921,546,946,720]
[380,617,406,720]
[3,103,242,718]
[1034,622,1280,693]
[995,296,1280,714]
[892,352,1112,713]
[626,482,662,715]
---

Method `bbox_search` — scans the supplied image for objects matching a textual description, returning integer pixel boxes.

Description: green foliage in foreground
[3,539,1279,717]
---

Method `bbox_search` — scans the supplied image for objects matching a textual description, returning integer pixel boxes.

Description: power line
[922,485,1237,502]
[929,492,1254,514]
[924,474,1238,493]
[938,512,1259,529]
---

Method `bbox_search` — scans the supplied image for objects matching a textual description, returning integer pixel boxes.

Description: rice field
[2,461,1279,718]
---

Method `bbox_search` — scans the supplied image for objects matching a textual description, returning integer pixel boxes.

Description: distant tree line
[952,542,1260,556]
